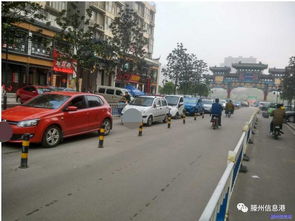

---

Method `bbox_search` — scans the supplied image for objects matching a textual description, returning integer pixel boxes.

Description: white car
[165,95,184,118]
[203,99,214,113]
[121,96,169,126]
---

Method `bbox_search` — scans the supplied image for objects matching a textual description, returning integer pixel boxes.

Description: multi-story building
[1,2,78,92]
[221,56,257,73]
[2,1,160,94]
[86,1,159,94]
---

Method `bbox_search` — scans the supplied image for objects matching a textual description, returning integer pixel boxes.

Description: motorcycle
[211,115,219,129]
[273,125,283,139]
[225,110,232,118]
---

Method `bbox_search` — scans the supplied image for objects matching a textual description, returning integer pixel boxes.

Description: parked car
[16,85,53,104]
[184,97,198,115]
[165,95,184,118]
[2,92,112,147]
[121,96,169,126]
[50,87,76,92]
[202,99,214,113]
[285,105,295,123]
[96,86,134,104]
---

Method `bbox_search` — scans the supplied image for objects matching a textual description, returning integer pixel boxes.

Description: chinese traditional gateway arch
[204,62,286,101]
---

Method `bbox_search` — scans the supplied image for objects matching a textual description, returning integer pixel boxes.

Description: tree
[281,56,295,105]
[162,43,208,95]
[110,5,148,82]
[2,2,46,88]
[162,43,189,94]
[159,82,175,95]
[2,2,46,31]
[54,3,101,91]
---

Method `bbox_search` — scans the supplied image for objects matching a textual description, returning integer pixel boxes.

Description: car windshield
[37,88,53,94]
[23,94,70,109]
[202,99,213,104]
[130,97,154,106]
[184,98,197,104]
[165,96,179,106]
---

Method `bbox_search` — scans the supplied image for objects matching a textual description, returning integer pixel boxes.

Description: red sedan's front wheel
[42,125,62,148]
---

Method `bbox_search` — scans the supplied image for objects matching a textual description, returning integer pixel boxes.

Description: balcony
[89,2,106,14]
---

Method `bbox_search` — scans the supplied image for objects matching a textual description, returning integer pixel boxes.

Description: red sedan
[16,85,53,104]
[2,92,112,147]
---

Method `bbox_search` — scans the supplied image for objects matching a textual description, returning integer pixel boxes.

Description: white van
[96,86,133,104]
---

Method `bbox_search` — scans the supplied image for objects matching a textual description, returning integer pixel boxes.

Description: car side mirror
[66,106,78,111]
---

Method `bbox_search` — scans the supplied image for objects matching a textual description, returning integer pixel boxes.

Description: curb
[286,122,295,131]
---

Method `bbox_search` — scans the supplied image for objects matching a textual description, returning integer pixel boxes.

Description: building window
[2,28,28,54]
[48,2,66,11]
[31,34,52,58]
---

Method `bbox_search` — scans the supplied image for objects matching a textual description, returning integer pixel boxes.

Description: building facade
[2,1,160,94]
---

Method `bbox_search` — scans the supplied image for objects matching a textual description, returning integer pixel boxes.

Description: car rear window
[23,94,70,109]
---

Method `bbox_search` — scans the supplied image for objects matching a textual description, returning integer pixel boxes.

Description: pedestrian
[122,91,131,104]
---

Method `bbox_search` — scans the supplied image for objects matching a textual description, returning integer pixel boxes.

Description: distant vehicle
[16,85,53,104]
[241,101,249,107]
[2,92,112,147]
[121,96,169,126]
[165,95,184,119]
[267,103,277,115]
[234,101,241,108]
[96,86,134,104]
[220,99,227,109]
[259,101,271,111]
[202,99,214,113]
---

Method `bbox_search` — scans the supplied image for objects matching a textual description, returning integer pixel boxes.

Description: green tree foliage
[55,3,103,91]
[110,5,148,76]
[159,82,175,95]
[282,56,295,105]
[2,2,46,30]
[162,43,208,95]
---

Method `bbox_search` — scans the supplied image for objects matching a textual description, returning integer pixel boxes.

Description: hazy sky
[153,1,295,70]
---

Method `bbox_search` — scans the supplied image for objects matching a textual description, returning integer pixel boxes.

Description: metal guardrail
[110,103,127,116]
[199,109,259,221]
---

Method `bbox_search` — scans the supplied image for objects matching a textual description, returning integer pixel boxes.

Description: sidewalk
[1,93,19,109]
[229,114,295,220]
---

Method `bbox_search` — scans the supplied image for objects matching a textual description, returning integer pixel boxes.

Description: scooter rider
[210,98,223,126]
[225,100,235,115]
[270,103,285,134]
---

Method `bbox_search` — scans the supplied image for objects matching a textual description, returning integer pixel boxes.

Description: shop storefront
[115,72,142,90]
[51,49,77,89]
[2,61,51,92]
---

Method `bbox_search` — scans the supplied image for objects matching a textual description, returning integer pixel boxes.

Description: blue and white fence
[110,103,127,116]
[199,110,259,221]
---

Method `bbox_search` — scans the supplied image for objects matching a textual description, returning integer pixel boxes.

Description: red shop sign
[53,49,76,74]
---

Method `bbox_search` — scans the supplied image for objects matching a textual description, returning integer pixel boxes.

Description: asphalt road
[2,107,255,221]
